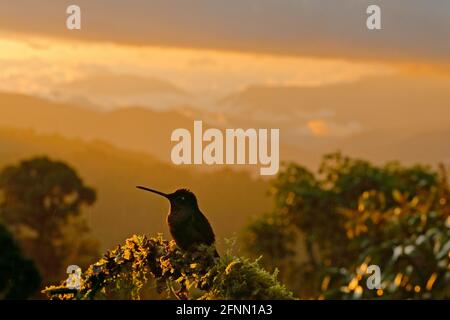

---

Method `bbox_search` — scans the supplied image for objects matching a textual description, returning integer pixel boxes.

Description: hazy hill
[0,92,194,163]
[221,74,450,133]
[63,73,187,96]
[0,127,271,252]
[220,74,450,166]
[1,72,449,171]
[0,91,319,170]
[57,72,190,110]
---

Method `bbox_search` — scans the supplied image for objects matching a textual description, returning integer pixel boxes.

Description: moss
[43,234,294,300]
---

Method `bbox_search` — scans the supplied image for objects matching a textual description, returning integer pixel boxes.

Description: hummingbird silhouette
[137,186,219,257]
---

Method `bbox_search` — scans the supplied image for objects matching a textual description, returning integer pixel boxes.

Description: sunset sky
[1,1,448,102]
[1,1,449,64]
[0,31,395,108]
[0,0,449,164]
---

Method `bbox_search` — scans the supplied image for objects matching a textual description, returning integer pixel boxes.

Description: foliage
[0,223,41,299]
[0,157,99,287]
[43,234,294,300]
[244,152,450,299]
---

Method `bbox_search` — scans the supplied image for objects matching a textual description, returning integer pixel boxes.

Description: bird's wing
[191,212,216,246]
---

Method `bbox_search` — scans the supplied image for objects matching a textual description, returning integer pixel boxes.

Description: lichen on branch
[43,234,294,300]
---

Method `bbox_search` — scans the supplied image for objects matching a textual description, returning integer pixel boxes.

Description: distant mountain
[0,127,271,252]
[378,130,450,165]
[0,92,194,163]
[56,72,190,110]
[1,71,450,171]
[219,74,450,166]
[63,73,188,96]
[0,91,318,169]
[220,74,450,134]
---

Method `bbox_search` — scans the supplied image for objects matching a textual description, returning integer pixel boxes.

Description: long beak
[136,186,169,198]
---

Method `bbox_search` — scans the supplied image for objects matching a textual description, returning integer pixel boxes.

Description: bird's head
[136,186,199,212]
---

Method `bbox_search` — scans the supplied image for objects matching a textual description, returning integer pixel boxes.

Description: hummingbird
[136,186,219,257]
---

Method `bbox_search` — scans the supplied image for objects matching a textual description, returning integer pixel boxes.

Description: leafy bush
[245,152,450,299]
[43,235,293,300]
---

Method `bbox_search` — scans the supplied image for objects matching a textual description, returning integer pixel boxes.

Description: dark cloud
[0,0,449,64]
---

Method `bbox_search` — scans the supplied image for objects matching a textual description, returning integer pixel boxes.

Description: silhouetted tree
[0,223,40,299]
[0,157,99,287]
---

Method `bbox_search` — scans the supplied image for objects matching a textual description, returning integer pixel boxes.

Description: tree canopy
[0,157,99,288]
[244,152,450,299]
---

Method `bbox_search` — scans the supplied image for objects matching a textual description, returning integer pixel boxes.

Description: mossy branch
[43,234,294,300]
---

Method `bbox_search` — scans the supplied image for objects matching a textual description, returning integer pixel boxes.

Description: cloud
[188,57,218,68]
[0,1,449,65]
[0,34,395,109]
[62,71,187,96]
[306,119,363,138]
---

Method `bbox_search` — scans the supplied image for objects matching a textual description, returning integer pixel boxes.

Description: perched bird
[136,186,218,256]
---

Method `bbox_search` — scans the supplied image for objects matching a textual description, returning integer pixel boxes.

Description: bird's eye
[180,196,185,201]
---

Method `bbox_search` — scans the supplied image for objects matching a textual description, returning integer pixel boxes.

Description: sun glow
[0,31,395,108]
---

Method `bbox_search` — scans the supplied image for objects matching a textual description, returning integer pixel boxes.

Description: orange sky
[0,31,396,109]
[0,1,449,147]
[0,1,449,65]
